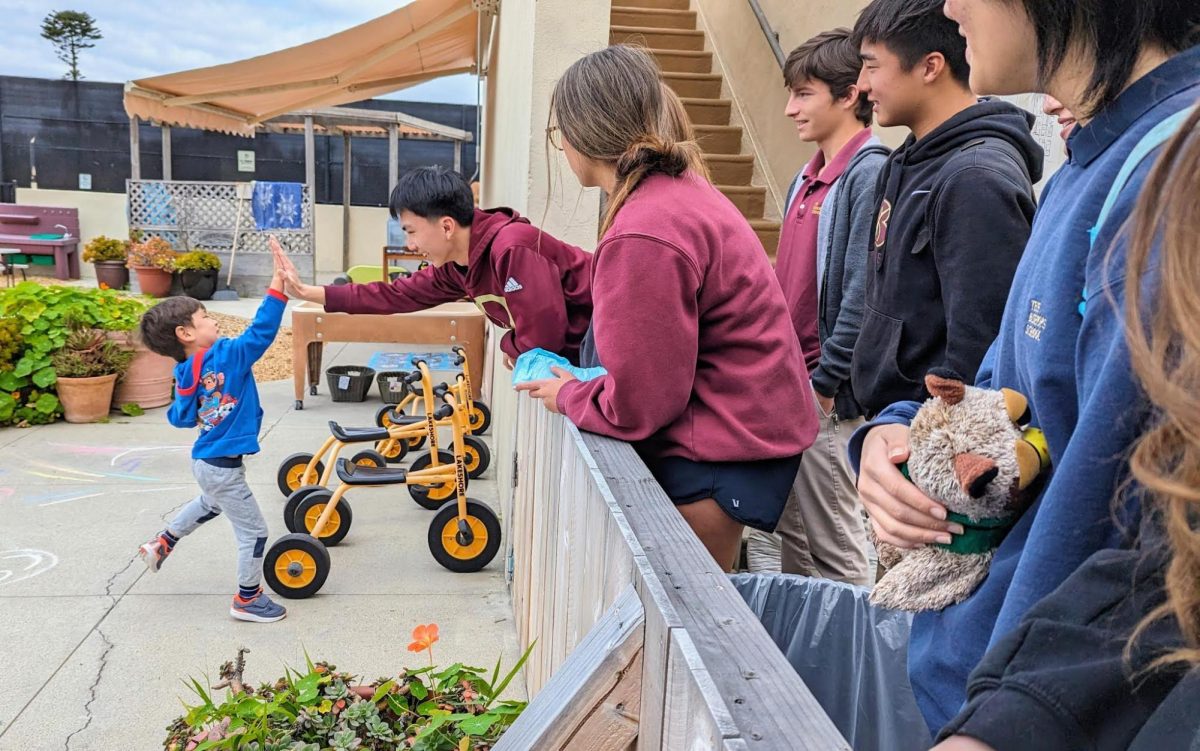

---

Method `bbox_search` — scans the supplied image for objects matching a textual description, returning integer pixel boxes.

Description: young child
[135,261,289,623]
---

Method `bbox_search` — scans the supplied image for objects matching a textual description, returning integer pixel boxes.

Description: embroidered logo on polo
[503,277,523,293]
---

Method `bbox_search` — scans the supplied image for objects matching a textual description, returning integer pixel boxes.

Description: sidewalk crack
[62,628,113,751]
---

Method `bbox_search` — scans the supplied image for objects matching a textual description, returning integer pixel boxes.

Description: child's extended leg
[138,460,225,573]
[195,460,286,623]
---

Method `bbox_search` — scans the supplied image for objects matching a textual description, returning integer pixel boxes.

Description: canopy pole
[129,116,140,181]
[305,116,316,284]
[388,123,399,194]
[342,133,351,272]
[161,125,172,181]
[454,140,462,174]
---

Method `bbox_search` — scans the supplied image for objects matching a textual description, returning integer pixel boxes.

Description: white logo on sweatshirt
[503,277,523,293]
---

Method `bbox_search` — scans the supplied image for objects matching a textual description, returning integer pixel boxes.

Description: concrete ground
[0,296,518,749]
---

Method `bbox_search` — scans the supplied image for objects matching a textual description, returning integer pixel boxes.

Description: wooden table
[290,301,486,410]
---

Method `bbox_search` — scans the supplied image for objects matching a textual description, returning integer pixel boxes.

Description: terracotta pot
[180,268,218,300]
[93,261,130,290]
[108,331,174,409]
[56,373,118,423]
[132,265,173,298]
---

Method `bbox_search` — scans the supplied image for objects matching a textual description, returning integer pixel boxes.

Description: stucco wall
[479,0,611,548]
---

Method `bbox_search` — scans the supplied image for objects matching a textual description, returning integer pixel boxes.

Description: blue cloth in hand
[512,348,607,385]
[251,182,304,230]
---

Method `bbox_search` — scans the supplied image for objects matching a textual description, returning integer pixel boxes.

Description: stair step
[616,0,690,10]
[717,185,767,218]
[703,153,754,185]
[750,219,782,260]
[694,124,742,154]
[648,47,712,74]
[681,97,731,126]
[663,71,722,98]
[611,26,706,51]
[611,6,697,30]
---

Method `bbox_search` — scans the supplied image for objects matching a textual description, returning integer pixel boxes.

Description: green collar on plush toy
[934,512,1015,554]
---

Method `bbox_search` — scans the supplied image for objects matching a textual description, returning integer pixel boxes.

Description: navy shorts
[641,453,804,533]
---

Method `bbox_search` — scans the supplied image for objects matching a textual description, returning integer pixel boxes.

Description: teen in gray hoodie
[745,29,889,585]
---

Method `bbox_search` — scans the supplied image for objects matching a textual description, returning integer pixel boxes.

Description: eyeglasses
[547,125,563,152]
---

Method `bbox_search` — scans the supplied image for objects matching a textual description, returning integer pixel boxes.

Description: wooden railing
[497,396,848,750]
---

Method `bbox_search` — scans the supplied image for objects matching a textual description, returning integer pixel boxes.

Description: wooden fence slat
[494,584,645,751]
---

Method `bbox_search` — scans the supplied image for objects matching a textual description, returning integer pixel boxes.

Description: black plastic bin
[325,366,376,402]
[731,573,932,751]
[376,370,410,404]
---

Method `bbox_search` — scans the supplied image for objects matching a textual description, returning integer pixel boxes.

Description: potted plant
[175,250,221,300]
[82,235,129,290]
[126,235,177,298]
[51,320,134,423]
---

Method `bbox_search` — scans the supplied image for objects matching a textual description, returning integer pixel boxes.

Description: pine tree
[40,10,102,82]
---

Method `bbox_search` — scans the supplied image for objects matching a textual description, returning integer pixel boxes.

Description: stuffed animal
[870,369,1050,612]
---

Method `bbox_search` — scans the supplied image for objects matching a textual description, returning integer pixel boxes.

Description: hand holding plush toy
[870,369,1050,612]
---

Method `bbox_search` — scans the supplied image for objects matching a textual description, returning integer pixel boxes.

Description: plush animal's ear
[1015,430,1051,491]
[1002,388,1032,426]
[926,370,965,405]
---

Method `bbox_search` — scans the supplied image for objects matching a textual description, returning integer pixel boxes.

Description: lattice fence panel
[127,180,313,255]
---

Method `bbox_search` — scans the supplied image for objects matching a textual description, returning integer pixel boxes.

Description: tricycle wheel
[377,437,409,463]
[350,448,387,468]
[292,490,352,546]
[468,401,492,435]
[428,499,501,573]
[407,450,462,510]
[462,436,491,479]
[263,533,329,599]
[284,485,325,533]
[277,453,324,496]
[375,404,402,428]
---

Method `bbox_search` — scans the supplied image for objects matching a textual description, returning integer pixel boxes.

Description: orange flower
[408,623,439,666]
[99,282,110,290]
[407,623,439,653]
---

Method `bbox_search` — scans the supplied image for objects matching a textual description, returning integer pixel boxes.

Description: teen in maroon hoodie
[277,167,593,365]
[519,46,819,570]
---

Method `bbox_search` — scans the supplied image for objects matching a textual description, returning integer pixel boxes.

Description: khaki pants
[745,410,873,586]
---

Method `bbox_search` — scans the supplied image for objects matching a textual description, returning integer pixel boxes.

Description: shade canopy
[124,0,479,136]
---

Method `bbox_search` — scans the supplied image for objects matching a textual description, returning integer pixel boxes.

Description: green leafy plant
[0,283,148,426]
[120,402,145,416]
[163,632,534,751]
[82,235,128,263]
[0,318,23,372]
[51,321,134,379]
[175,250,221,272]
[127,236,178,272]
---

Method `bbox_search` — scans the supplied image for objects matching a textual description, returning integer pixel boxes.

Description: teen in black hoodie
[849,0,1043,417]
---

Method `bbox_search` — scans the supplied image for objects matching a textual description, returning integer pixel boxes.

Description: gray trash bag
[731,573,931,751]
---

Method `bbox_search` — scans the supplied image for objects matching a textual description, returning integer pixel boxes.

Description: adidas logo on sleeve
[503,277,523,293]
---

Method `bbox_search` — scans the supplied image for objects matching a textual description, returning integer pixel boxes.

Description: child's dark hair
[784,28,874,127]
[853,0,971,88]
[389,166,475,227]
[994,0,1200,118]
[138,296,204,362]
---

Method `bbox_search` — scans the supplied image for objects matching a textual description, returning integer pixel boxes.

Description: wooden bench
[0,205,82,280]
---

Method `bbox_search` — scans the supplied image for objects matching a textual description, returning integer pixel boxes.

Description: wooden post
[388,123,399,194]
[454,140,463,174]
[129,115,140,180]
[342,132,351,272]
[305,116,317,284]
[161,125,172,180]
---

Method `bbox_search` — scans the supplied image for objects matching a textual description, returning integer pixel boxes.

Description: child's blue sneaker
[230,590,287,623]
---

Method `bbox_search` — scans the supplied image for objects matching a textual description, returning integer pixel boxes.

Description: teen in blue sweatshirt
[136,271,289,623]
[852,0,1200,735]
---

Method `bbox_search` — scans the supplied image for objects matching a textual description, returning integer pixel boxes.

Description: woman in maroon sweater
[518,45,819,569]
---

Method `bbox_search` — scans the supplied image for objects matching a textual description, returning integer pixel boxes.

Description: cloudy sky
[1,0,479,104]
